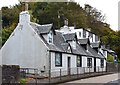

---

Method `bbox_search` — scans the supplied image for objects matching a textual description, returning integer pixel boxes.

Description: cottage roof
[63,33,76,41]
[87,45,104,58]
[91,42,100,48]
[78,38,90,45]
[30,22,104,58]
[30,22,53,34]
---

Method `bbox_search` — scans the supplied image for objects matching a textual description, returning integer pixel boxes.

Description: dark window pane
[87,58,92,68]
[55,52,62,67]
[77,56,82,67]
[101,59,104,68]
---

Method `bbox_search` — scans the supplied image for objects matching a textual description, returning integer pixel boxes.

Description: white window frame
[48,31,53,44]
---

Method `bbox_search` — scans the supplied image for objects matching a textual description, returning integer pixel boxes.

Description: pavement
[60,73,120,85]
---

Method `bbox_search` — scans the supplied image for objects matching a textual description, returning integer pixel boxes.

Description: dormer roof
[30,22,54,34]
[91,42,100,48]
[63,33,76,41]
[78,38,90,45]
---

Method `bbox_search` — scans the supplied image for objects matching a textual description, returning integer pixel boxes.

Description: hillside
[1,2,120,58]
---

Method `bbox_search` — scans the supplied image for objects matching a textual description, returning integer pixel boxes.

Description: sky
[0,0,119,31]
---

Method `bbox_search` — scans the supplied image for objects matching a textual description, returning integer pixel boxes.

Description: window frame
[55,52,62,67]
[72,40,76,49]
[79,32,81,38]
[87,58,92,68]
[48,31,53,44]
[77,56,82,67]
[101,59,104,68]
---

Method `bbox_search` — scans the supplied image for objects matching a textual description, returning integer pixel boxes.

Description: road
[61,73,120,85]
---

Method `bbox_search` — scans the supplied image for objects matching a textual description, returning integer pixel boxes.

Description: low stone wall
[2,65,20,83]
[106,63,120,72]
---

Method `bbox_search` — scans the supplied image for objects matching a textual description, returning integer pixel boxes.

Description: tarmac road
[61,73,120,85]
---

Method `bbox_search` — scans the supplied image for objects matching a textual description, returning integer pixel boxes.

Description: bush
[20,78,26,84]
[107,53,114,62]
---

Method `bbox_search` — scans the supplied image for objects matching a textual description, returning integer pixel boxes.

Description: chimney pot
[22,2,25,11]
[22,2,28,11]
[64,18,68,26]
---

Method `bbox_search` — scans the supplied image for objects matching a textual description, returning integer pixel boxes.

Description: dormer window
[48,31,53,44]
[72,40,76,49]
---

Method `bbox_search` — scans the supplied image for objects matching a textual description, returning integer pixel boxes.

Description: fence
[20,66,108,84]
[1,63,119,84]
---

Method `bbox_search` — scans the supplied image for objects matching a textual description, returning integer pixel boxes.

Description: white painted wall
[59,26,71,34]
[1,11,50,71]
[96,58,106,72]
[74,29,83,39]
[93,34,96,42]
[86,31,89,38]
[51,52,77,71]
[82,56,87,67]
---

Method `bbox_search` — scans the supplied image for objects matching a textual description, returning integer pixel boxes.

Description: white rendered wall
[1,16,49,71]
[86,31,89,38]
[74,29,83,39]
[93,34,96,42]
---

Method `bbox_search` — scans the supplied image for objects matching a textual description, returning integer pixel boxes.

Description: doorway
[94,58,96,72]
[67,57,71,75]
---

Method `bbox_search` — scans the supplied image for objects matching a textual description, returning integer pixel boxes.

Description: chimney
[22,2,25,11]
[64,18,68,26]
[19,2,30,24]
[22,2,28,11]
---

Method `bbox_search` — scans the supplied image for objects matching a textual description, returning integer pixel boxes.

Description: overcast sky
[0,0,119,31]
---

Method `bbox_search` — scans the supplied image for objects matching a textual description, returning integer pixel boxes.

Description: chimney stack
[22,2,28,11]
[22,2,25,11]
[64,18,68,26]
[19,2,30,24]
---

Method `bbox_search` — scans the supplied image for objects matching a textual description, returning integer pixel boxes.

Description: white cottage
[1,10,106,77]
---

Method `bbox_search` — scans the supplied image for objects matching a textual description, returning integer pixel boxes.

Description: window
[101,59,104,68]
[48,31,52,44]
[77,56,82,67]
[55,52,62,67]
[83,30,86,38]
[79,32,81,38]
[72,40,76,49]
[103,51,106,56]
[87,58,92,68]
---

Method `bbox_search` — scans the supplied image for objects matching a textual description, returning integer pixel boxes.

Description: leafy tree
[1,2,119,59]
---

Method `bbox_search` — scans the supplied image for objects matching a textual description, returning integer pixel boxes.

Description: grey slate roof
[30,22,53,34]
[30,22,104,58]
[63,33,76,41]
[78,38,90,44]
[87,45,104,58]
[53,32,87,56]
[72,44,87,56]
[91,42,100,48]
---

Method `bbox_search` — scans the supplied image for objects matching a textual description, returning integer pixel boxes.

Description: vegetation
[107,53,114,62]
[20,78,26,84]
[1,2,120,59]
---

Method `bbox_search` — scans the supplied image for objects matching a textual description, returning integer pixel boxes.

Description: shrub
[20,78,26,84]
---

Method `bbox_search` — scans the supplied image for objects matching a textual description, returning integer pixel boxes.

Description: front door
[68,57,71,75]
[94,58,96,72]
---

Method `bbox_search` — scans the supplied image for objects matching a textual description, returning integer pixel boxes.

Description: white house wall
[93,34,96,42]
[74,29,83,39]
[96,58,106,72]
[1,22,49,71]
[86,31,89,38]
[50,52,98,77]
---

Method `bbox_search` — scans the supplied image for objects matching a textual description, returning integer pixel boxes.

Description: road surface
[61,73,120,85]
